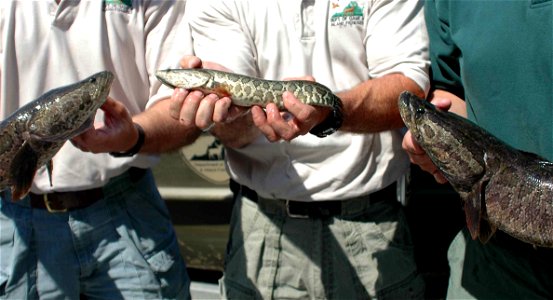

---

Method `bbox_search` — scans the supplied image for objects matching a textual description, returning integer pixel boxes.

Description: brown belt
[29,188,104,213]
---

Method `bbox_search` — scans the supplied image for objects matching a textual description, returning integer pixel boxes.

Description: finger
[251,106,279,142]
[407,151,449,184]
[430,98,452,111]
[402,131,425,155]
[226,105,251,122]
[203,61,231,72]
[195,94,219,129]
[70,127,96,152]
[169,88,188,120]
[264,103,299,141]
[282,92,318,135]
[71,139,90,153]
[433,171,449,184]
[179,55,202,69]
[179,90,204,126]
[212,97,233,122]
[100,97,133,129]
[70,135,85,149]
[282,75,316,82]
[101,97,129,118]
[402,127,449,185]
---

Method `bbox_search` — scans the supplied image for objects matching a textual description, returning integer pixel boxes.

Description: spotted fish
[0,71,113,200]
[155,68,342,109]
[398,91,553,248]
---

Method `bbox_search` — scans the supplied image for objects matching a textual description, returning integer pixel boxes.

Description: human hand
[170,55,249,131]
[251,76,331,142]
[71,97,139,154]
[402,98,452,184]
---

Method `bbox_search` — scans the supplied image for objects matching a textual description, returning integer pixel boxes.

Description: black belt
[229,180,397,218]
[29,188,104,213]
[27,167,147,213]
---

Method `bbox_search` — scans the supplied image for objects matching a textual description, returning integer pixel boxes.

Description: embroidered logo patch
[330,1,364,27]
[103,0,133,13]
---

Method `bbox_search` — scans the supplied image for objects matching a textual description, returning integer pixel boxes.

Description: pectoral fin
[10,142,39,200]
[463,188,483,241]
[463,179,496,243]
[47,160,54,187]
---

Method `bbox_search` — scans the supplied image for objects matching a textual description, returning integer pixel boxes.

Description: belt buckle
[43,194,67,213]
[285,200,309,219]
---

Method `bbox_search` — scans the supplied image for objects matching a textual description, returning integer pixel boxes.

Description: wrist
[309,96,343,138]
[109,123,145,157]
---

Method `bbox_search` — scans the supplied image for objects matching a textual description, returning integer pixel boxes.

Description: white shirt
[0,0,192,192]
[186,0,429,201]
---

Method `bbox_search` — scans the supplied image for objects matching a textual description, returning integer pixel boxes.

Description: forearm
[338,73,424,133]
[134,99,202,153]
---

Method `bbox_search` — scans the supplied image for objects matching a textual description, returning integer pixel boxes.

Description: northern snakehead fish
[399,91,553,248]
[155,69,342,110]
[0,71,113,200]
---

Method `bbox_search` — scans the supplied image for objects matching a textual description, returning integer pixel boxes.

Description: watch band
[109,123,145,157]
[309,97,343,138]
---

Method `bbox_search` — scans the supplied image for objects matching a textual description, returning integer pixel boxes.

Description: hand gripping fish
[155,68,342,109]
[398,91,553,248]
[0,71,113,200]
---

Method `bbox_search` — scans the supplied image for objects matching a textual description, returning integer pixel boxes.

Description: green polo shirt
[425,1,553,299]
[426,0,552,160]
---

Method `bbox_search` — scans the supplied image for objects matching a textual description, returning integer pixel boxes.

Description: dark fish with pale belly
[398,91,553,248]
[0,71,113,200]
[155,68,342,109]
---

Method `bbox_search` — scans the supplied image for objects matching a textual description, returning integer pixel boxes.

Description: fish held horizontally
[0,71,113,200]
[398,91,553,248]
[155,68,342,110]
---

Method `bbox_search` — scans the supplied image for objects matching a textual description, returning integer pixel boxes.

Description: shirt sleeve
[424,0,464,98]
[143,0,194,107]
[185,0,258,76]
[365,0,430,95]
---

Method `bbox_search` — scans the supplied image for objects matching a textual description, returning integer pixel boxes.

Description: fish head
[398,91,486,188]
[28,71,114,141]
[155,69,211,89]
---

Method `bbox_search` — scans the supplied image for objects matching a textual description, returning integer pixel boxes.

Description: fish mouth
[398,91,419,126]
[99,71,115,94]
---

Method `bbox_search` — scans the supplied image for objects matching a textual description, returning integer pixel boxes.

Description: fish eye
[415,107,425,119]
[89,78,97,83]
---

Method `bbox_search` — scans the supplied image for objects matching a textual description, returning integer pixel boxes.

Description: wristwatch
[109,123,146,157]
[309,97,343,138]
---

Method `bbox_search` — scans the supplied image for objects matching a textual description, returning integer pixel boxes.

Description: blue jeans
[0,169,190,299]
